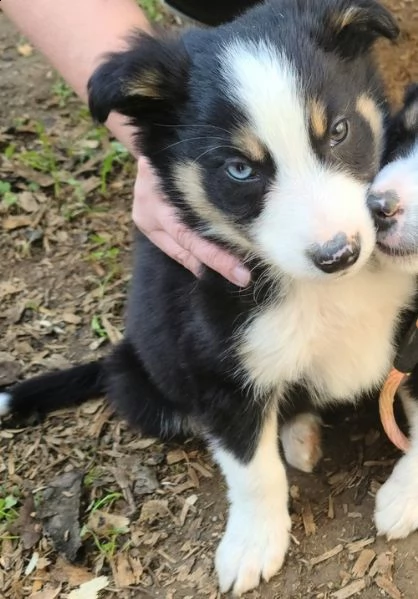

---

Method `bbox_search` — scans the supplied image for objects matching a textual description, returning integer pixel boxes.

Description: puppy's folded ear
[312,0,399,58]
[88,33,190,125]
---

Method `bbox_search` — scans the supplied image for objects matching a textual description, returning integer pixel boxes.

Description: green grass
[139,0,164,22]
[81,492,128,559]
[0,493,19,524]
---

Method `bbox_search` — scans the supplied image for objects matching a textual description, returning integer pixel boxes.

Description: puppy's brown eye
[330,118,349,147]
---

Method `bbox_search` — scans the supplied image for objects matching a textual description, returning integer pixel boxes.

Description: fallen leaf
[36,470,83,561]
[51,557,95,586]
[9,495,41,550]
[86,510,130,536]
[67,576,109,599]
[139,499,169,522]
[18,191,40,213]
[111,554,143,588]
[2,215,32,230]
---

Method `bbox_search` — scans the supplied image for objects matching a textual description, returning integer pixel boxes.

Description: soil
[1,2,418,598]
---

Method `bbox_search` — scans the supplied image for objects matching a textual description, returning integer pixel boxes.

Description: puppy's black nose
[367,190,400,232]
[309,232,361,274]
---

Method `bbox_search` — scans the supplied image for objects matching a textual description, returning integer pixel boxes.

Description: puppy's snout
[367,190,401,231]
[308,232,361,274]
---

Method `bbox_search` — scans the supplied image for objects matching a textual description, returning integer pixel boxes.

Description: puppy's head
[368,84,418,273]
[89,0,398,281]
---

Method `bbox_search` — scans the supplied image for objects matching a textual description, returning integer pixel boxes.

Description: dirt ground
[1,2,418,598]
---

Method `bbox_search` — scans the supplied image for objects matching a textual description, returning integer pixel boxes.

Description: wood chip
[67,576,109,599]
[302,501,316,536]
[346,537,375,553]
[310,544,344,566]
[375,575,402,599]
[352,549,376,578]
[331,578,367,599]
[29,585,62,599]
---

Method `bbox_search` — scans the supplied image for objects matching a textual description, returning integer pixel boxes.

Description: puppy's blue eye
[226,160,255,181]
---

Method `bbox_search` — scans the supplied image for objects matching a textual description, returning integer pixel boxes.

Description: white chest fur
[238,265,416,403]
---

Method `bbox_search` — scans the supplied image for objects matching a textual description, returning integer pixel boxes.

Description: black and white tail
[0,360,105,420]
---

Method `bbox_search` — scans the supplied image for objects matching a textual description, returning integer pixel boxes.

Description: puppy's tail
[0,360,105,420]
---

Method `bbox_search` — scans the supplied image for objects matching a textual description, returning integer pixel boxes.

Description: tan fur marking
[173,162,254,253]
[309,99,327,138]
[232,127,266,162]
[356,94,384,147]
[334,6,362,30]
[125,69,161,98]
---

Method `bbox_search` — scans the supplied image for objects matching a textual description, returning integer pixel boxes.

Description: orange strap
[378,367,410,453]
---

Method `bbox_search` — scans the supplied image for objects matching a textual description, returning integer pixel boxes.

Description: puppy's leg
[374,383,418,539]
[213,407,291,596]
[281,412,323,473]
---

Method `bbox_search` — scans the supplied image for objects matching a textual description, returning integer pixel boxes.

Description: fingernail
[232,266,251,287]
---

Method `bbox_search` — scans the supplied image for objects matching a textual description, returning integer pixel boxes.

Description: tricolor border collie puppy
[0,0,413,594]
[367,84,418,541]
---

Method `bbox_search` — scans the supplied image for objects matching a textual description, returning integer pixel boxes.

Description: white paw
[215,504,291,596]
[374,452,418,539]
[281,412,323,473]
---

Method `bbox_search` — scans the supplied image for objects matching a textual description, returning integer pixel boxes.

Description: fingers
[133,156,251,287]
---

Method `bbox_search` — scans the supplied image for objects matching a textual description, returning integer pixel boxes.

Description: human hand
[132,157,251,287]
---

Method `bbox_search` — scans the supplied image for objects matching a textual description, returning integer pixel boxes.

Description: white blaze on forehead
[220,39,375,279]
[221,39,314,173]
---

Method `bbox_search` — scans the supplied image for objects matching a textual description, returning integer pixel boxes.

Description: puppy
[0,0,409,595]
[366,84,418,541]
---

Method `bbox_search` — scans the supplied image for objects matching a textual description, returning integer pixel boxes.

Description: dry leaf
[18,191,39,213]
[67,576,109,599]
[112,554,143,588]
[139,499,169,522]
[87,510,130,536]
[2,215,32,230]
[51,557,94,586]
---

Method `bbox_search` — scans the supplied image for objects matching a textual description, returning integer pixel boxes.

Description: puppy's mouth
[376,240,418,258]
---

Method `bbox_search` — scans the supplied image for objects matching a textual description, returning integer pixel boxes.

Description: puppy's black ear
[88,33,190,125]
[313,0,399,59]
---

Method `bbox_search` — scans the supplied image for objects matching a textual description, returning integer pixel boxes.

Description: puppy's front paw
[215,504,291,596]
[374,452,418,539]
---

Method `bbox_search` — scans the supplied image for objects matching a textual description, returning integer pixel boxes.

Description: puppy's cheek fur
[251,173,375,279]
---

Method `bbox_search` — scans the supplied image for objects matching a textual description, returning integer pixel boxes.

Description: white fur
[375,389,418,539]
[0,392,11,416]
[281,412,323,473]
[238,265,414,401]
[213,411,291,596]
[222,40,376,279]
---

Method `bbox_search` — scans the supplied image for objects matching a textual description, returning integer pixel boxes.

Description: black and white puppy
[366,84,418,541]
[0,0,411,594]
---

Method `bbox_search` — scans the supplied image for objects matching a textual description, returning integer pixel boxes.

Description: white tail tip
[0,392,11,416]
